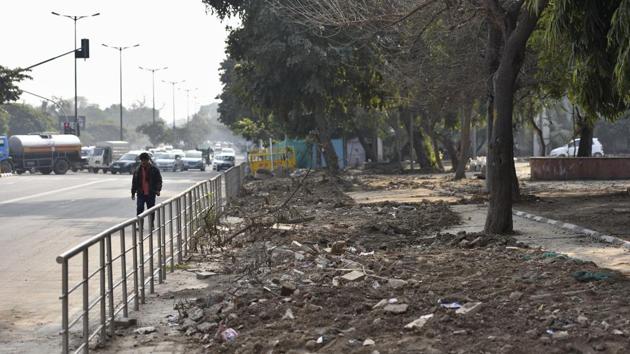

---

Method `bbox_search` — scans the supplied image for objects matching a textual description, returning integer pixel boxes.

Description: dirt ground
[100,170,630,354]
[346,167,630,240]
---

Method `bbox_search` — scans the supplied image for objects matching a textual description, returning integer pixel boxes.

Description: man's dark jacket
[131,164,163,196]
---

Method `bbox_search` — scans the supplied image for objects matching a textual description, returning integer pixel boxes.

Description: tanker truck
[9,134,82,175]
[0,135,13,173]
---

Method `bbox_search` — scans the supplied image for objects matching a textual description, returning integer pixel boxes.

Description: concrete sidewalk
[446,204,630,276]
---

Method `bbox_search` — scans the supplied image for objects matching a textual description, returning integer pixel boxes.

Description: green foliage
[137,121,172,146]
[234,117,268,141]
[209,0,387,143]
[2,103,56,135]
[0,108,8,135]
[0,66,29,105]
[543,0,629,121]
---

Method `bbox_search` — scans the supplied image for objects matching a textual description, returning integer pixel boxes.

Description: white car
[550,138,604,157]
[182,150,206,171]
[212,154,235,171]
[154,152,185,172]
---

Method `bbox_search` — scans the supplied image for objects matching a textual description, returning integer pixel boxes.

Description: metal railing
[56,165,244,353]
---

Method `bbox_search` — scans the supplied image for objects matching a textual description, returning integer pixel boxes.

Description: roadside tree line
[203,0,630,234]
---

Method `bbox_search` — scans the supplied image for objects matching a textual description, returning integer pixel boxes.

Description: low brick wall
[530,157,630,180]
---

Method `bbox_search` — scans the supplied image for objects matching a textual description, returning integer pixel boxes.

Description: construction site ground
[98,165,630,354]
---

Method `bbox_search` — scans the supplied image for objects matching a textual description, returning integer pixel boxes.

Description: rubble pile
[120,173,630,353]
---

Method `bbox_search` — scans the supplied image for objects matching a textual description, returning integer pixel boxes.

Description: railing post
[61,259,69,354]
[83,248,91,351]
[132,222,139,311]
[149,213,155,293]
[156,207,163,284]
[99,240,106,345]
[182,193,188,257]
[106,234,115,336]
[138,217,146,303]
[160,206,167,281]
[176,198,182,263]
[169,202,175,272]
[119,228,128,318]
[188,191,193,249]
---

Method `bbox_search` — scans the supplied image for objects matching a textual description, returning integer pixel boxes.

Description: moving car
[110,150,148,174]
[88,141,130,173]
[182,150,206,171]
[212,153,235,171]
[550,138,604,157]
[154,152,185,172]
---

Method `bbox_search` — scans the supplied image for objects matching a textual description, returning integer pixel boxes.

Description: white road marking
[0,179,115,206]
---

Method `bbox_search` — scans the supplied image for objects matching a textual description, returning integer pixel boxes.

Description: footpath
[95,172,630,354]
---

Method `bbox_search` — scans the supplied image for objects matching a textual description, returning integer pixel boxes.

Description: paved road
[0,169,217,353]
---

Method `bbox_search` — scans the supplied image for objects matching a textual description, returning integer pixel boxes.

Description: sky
[1,0,235,124]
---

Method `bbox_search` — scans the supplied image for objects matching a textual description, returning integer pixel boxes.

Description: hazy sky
[1,0,234,123]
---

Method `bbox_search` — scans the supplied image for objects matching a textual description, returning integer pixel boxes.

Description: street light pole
[51,11,100,137]
[102,43,140,141]
[179,87,198,123]
[162,80,185,129]
[139,66,168,125]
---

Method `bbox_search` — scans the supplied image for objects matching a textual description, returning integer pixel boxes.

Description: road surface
[0,170,217,353]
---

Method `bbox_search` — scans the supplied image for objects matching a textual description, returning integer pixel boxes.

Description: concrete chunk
[341,270,365,281]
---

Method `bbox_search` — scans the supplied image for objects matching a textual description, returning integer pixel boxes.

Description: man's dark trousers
[136,193,156,215]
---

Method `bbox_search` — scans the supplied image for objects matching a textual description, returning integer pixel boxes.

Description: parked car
[182,150,206,171]
[212,153,235,171]
[154,152,185,172]
[109,150,148,174]
[550,138,604,157]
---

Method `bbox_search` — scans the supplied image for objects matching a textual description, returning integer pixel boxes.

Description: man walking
[131,152,163,215]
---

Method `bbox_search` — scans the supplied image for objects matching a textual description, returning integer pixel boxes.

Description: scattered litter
[455,302,483,315]
[219,328,239,343]
[439,301,462,310]
[363,338,376,346]
[135,326,156,335]
[196,271,217,279]
[282,308,295,320]
[404,314,434,330]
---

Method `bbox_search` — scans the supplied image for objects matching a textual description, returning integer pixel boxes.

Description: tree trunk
[438,134,459,172]
[529,112,545,156]
[455,105,473,179]
[485,2,545,234]
[314,111,339,175]
[577,117,593,157]
[484,22,502,193]
[401,110,438,172]
[356,132,376,162]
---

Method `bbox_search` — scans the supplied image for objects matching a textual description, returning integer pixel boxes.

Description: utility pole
[51,11,100,137]
[139,66,168,125]
[162,80,185,129]
[179,87,198,123]
[102,43,140,140]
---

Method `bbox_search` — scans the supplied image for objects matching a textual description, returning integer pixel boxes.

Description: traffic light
[63,121,75,134]
[75,39,90,59]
